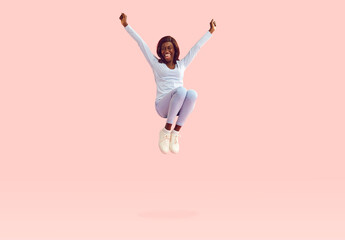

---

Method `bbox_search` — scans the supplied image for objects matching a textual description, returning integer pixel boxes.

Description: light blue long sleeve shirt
[125,24,212,102]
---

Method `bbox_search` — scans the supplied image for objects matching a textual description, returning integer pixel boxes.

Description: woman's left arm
[181,19,216,69]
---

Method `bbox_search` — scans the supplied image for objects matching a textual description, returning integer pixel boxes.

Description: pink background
[1,0,344,239]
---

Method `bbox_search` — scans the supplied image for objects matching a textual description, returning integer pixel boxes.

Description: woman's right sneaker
[169,130,180,154]
[159,128,171,154]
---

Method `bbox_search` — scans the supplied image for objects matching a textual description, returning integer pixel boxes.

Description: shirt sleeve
[125,24,157,67]
[180,31,212,69]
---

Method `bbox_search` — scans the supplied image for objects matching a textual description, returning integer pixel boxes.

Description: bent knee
[175,86,187,97]
[186,89,198,101]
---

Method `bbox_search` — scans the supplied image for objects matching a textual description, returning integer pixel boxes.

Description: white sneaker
[169,130,180,154]
[159,128,171,154]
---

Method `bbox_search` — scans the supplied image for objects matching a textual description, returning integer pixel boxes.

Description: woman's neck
[166,62,175,69]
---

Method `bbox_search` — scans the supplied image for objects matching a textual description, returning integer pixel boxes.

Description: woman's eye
[162,46,173,52]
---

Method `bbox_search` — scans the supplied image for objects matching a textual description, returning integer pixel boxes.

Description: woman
[119,13,216,154]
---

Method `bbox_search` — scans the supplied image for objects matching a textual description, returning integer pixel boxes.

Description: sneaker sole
[159,145,169,154]
[169,147,179,154]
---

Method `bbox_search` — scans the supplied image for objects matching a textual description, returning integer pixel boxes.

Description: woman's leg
[175,89,198,129]
[169,89,198,153]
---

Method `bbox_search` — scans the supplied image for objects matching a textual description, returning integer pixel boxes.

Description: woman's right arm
[119,13,156,67]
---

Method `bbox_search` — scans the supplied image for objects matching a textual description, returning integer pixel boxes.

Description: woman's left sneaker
[169,130,180,154]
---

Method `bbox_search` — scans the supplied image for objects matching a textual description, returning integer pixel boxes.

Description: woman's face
[161,42,175,63]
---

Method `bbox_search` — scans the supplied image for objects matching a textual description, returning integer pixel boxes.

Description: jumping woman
[119,13,216,154]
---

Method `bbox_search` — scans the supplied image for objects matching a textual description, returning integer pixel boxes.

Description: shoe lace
[172,133,180,144]
[163,133,170,143]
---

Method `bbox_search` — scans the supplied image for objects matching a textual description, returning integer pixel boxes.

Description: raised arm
[180,19,216,69]
[119,13,156,67]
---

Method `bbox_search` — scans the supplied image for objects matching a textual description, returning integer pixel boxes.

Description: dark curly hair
[156,36,180,64]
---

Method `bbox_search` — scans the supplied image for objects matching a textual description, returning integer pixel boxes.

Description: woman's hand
[119,13,128,27]
[209,19,216,34]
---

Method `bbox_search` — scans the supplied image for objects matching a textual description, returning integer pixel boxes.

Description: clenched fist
[209,19,216,34]
[119,13,128,27]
